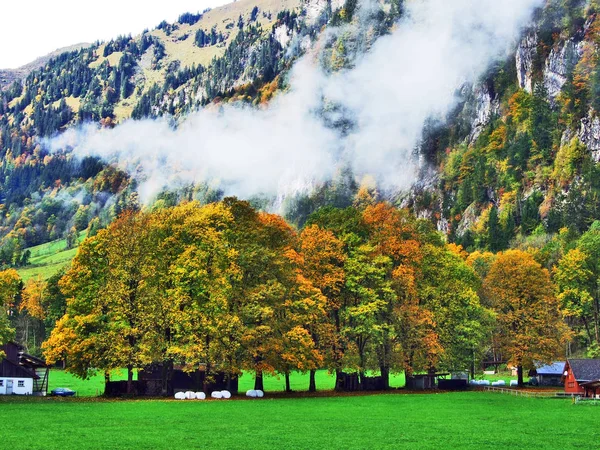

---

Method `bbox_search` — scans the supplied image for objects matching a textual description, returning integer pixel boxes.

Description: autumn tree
[0,269,19,355]
[419,244,491,378]
[45,211,163,393]
[298,225,346,391]
[484,250,571,386]
[19,276,47,352]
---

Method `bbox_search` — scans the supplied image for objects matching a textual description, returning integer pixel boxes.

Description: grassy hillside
[0,393,596,449]
[17,231,86,281]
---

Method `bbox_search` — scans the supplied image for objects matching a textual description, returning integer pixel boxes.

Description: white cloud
[48,0,543,205]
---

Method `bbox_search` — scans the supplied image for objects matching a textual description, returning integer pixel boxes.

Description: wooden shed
[580,379,600,398]
[406,370,449,390]
[0,342,49,396]
[562,359,600,395]
[528,361,565,387]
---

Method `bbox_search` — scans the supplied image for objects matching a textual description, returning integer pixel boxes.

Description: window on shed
[0,380,3,387]
[17,380,24,387]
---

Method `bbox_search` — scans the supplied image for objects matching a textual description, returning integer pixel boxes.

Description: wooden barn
[405,369,450,390]
[104,363,238,397]
[528,361,565,387]
[0,342,49,396]
[562,359,600,395]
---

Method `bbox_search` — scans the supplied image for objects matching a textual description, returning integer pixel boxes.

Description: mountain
[0,0,599,273]
[0,43,90,90]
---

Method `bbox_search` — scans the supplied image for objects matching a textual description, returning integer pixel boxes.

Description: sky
[0,0,230,69]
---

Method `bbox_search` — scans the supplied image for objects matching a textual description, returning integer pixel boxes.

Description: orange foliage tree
[484,250,572,385]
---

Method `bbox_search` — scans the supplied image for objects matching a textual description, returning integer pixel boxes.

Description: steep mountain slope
[1,0,599,273]
[0,43,90,90]
[409,0,600,256]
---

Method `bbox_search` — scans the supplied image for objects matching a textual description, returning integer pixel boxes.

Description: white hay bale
[221,390,231,399]
[195,392,206,400]
[480,380,490,386]
[510,380,518,387]
[211,391,223,399]
[174,392,186,400]
[185,391,196,400]
[255,390,264,398]
[496,380,506,386]
[246,390,257,397]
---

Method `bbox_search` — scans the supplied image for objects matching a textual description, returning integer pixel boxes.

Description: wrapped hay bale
[480,380,490,386]
[246,390,257,398]
[255,390,264,398]
[211,391,223,399]
[174,392,186,400]
[496,380,506,386]
[221,390,232,399]
[196,392,206,400]
[185,391,196,400]
[510,380,518,387]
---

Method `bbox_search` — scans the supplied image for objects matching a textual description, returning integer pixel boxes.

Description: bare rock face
[579,112,600,162]
[469,83,500,142]
[455,203,479,238]
[516,31,537,93]
[544,39,583,101]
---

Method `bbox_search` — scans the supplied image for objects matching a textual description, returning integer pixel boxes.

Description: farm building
[562,359,600,395]
[406,370,451,390]
[104,363,238,397]
[528,362,565,387]
[0,342,49,396]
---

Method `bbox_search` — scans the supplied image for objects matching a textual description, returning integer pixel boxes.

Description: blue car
[51,388,76,397]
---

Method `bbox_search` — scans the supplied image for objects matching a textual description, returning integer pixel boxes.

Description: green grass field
[0,392,596,449]
[18,231,86,281]
[48,369,406,396]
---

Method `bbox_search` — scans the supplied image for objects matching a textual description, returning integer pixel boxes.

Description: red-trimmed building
[562,359,600,395]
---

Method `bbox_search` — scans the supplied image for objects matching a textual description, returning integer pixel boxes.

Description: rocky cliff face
[516,30,537,93]
[469,83,500,142]
[544,39,583,101]
[579,112,600,162]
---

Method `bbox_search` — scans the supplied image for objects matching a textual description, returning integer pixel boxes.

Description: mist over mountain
[0,0,598,262]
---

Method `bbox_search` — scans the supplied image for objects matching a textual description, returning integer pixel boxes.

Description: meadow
[0,392,597,449]
[17,231,86,281]
[47,369,407,396]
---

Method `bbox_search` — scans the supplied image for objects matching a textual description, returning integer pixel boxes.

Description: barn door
[6,380,13,395]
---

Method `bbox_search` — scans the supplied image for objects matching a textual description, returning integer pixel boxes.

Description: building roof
[580,380,600,389]
[533,362,566,376]
[567,359,600,382]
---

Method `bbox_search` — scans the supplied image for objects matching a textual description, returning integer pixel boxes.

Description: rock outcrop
[516,31,537,93]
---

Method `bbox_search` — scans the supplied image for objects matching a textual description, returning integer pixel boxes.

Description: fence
[483,386,564,398]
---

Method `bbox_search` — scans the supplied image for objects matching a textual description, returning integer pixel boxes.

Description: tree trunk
[359,370,366,391]
[161,360,173,396]
[594,295,600,344]
[335,369,344,391]
[380,365,390,390]
[203,362,212,394]
[470,348,476,381]
[127,365,134,395]
[104,371,110,395]
[254,370,264,391]
[517,365,524,387]
[285,372,291,393]
[309,369,317,392]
